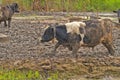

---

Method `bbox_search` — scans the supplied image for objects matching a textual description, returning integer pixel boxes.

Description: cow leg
[48,42,61,57]
[8,18,11,27]
[54,42,61,52]
[63,44,72,51]
[72,43,80,58]
[118,17,120,23]
[67,45,72,51]
[4,20,7,27]
[102,41,115,56]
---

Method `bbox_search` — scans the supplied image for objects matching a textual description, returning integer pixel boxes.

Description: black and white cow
[41,19,115,57]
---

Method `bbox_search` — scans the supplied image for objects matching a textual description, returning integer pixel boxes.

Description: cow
[113,9,120,23]
[41,19,115,57]
[0,3,19,27]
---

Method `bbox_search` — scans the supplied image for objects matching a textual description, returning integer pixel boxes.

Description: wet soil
[0,12,120,79]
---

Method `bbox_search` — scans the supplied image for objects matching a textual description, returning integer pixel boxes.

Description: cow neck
[7,5,15,13]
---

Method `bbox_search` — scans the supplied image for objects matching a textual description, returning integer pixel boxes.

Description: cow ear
[12,3,17,6]
[48,24,54,28]
[44,24,50,30]
[15,3,18,8]
[44,24,54,30]
[49,23,58,28]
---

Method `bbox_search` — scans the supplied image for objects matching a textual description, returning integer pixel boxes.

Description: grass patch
[0,68,87,80]
[0,68,72,80]
[0,68,42,80]
[0,66,120,80]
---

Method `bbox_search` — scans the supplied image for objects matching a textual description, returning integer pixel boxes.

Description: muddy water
[0,12,120,79]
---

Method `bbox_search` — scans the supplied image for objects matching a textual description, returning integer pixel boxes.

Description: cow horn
[44,25,49,30]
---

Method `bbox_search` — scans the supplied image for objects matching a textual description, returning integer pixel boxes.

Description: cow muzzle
[40,37,48,43]
[39,37,44,43]
[41,39,45,42]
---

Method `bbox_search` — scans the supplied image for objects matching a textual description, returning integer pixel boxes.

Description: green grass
[0,68,41,80]
[0,67,120,80]
[0,68,80,80]
[2,0,120,12]
[0,68,70,80]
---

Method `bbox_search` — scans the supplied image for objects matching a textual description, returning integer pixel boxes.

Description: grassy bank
[2,0,120,12]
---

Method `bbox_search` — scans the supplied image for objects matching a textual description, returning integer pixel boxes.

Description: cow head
[10,3,19,13]
[113,9,120,23]
[41,24,57,42]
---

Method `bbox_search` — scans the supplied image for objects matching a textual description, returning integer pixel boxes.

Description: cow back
[3,6,14,18]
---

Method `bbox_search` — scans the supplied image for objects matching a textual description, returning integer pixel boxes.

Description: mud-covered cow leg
[49,42,61,56]
[102,41,115,56]
[53,42,61,52]
[72,42,80,58]
[118,18,120,23]
[8,18,11,27]
[4,20,7,27]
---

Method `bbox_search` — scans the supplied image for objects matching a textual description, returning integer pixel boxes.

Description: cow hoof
[72,54,78,59]
[68,47,72,51]
[48,52,56,57]
[108,52,118,57]
[4,24,7,27]
[108,54,114,57]
[109,51,115,56]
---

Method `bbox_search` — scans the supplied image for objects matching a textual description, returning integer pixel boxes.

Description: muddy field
[0,12,120,79]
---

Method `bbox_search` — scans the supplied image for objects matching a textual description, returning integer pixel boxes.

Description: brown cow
[0,3,19,27]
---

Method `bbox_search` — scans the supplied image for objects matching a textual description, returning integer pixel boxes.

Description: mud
[0,12,120,79]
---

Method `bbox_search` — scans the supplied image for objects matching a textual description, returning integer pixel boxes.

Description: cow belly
[82,34,103,47]
[82,42,100,47]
